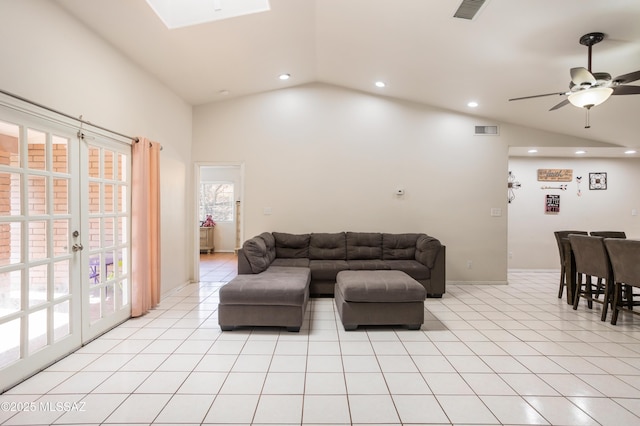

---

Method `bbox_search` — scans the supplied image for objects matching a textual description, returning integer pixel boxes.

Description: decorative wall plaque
[545,194,560,214]
[537,169,573,182]
[589,172,607,190]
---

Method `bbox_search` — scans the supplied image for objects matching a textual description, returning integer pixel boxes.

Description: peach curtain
[131,137,161,317]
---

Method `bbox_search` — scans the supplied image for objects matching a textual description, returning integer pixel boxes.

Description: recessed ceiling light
[279,73,291,81]
[528,149,538,154]
[625,150,637,154]
[575,150,587,155]
[375,81,386,88]
[467,101,479,108]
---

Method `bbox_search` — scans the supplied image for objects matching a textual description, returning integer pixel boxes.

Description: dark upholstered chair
[569,234,613,321]
[590,231,627,239]
[604,238,640,325]
[554,231,587,300]
[590,232,626,293]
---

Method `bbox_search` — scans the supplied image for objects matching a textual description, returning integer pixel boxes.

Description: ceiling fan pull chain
[585,108,591,129]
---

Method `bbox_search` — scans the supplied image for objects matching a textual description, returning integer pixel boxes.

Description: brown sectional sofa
[219,231,445,331]
[237,231,445,296]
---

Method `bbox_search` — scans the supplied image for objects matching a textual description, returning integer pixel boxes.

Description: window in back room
[199,182,234,223]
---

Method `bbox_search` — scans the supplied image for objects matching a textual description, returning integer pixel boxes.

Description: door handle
[72,243,84,252]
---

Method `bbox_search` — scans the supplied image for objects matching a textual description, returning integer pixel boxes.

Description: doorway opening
[195,164,243,282]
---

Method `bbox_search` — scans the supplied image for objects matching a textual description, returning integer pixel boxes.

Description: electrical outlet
[467,260,472,269]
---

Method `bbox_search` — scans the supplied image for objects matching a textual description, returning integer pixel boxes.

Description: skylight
[146,0,271,29]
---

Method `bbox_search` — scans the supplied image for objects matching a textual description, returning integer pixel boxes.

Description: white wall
[0,0,193,295]
[192,83,577,283]
[192,83,618,283]
[508,156,640,270]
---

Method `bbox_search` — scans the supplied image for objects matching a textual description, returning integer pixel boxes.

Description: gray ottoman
[335,270,426,331]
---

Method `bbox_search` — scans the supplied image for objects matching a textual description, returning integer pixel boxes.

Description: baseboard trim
[161,280,193,300]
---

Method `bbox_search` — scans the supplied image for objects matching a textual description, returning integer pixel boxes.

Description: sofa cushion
[242,236,271,273]
[309,259,349,281]
[273,232,310,258]
[271,258,310,268]
[383,260,430,280]
[219,270,310,306]
[382,233,420,260]
[336,270,426,303]
[258,232,277,263]
[346,232,382,260]
[415,234,442,269]
[347,259,390,270]
[309,233,347,260]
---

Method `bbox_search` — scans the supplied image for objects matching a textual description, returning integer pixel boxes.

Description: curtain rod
[0,88,139,143]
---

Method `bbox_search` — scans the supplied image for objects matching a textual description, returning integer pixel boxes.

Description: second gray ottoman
[335,270,426,330]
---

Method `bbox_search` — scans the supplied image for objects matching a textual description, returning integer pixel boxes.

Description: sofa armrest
[427,245,446,297]
[237,249,254,274]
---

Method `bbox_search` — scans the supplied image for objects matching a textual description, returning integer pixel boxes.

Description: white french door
[80,137,131,341]
[0,106,131,391]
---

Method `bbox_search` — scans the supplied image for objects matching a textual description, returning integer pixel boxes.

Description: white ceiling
[55,0,640,148]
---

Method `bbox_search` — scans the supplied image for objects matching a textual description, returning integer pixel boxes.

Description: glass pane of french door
[80,138,131,341]
[0,110,81,392]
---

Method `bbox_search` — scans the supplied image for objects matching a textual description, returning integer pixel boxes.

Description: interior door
[0,109,82,391]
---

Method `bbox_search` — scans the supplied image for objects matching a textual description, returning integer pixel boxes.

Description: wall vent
[475,125,499,135]
[453,0,487,20]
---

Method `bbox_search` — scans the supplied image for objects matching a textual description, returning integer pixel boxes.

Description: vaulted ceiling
[55,0,640,148]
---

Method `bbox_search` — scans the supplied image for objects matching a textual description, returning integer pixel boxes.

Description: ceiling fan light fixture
[568,87,613,108]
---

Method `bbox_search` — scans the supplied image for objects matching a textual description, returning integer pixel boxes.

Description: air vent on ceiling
[475,125,499,135]
[453,0,487,20]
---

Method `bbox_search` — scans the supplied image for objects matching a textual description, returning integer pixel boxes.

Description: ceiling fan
[509,32,640,128]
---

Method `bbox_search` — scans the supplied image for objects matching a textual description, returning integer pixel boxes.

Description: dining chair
[589,232,626,295]
[569,234,613,321]
[604,238,640,325]
[554,231,587,300]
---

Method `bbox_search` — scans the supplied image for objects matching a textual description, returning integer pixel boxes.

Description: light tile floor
[2,253,640,425]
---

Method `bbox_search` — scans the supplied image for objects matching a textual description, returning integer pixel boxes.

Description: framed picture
[589,172,607,190]
[545,194,560,214]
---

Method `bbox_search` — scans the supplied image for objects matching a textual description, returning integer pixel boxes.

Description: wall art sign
[537,169,573,182]
[589,172,607,190]
[545,194,560,214]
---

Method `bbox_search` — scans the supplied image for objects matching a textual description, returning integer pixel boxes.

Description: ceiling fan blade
[613,70,640,84]
[612,85,640,95]
[509,92,565,101]
[570,67,596,86]
[549,99,570,111]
